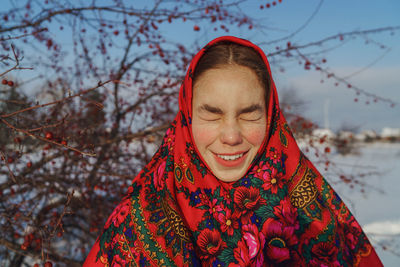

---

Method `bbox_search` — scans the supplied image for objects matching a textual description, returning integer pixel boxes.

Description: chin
[213,169,246,182]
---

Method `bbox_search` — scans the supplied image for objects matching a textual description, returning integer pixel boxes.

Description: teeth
[217,153,244,161]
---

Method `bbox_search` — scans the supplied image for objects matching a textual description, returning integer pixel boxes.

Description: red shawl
[84,36,382,266]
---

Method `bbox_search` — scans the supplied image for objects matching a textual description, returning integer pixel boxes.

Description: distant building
[355,130,378,142]
[381,127,400,141]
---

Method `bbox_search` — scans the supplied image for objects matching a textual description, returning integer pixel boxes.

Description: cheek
[244,126,266,146]
[192,125,216,150]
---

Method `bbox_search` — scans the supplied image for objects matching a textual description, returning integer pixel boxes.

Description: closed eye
[238,104,264,121]
[198,104,223,121]
[200,116,221,121]
[240,115,263,121]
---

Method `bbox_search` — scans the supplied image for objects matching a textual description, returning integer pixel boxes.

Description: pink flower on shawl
[217,209,239,236]
[244,224,265,263]
[232,239,252,267]
[262,218,299,265]
[273,198,299,230]
[267,148,281,165]
[261,168,284,194]
[153,161,166,191]
[253,161,270,179]
[104,198,130,228]
[207,198,223,219]
[232,224,265,266]
[164,127,175,149]
[309,241,340,267]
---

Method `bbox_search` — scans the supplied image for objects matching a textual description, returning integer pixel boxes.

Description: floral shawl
[84,36,382,266]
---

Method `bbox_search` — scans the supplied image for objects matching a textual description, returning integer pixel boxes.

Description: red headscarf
[84,36,382,266]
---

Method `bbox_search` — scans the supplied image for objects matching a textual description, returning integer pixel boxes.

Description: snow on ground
[303,141,400,266]
[364,219,400,237]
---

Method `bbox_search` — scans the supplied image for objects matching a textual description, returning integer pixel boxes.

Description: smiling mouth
[216,153,245,161]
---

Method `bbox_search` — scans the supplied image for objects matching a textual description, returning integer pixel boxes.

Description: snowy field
[303,141,400,266]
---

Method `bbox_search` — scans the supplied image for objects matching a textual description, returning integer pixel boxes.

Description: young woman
[84,36,382,266]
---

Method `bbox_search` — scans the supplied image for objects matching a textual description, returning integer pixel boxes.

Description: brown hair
[193,42,271,101]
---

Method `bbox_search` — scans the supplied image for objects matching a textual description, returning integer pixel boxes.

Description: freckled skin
[192,65,267,182]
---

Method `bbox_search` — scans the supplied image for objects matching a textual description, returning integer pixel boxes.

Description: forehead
[192,65,265,107]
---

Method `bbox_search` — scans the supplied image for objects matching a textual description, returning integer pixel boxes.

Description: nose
[220,120,243,146]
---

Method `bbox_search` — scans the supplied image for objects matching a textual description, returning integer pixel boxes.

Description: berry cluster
[260,0,283,9]
[1,78,14,86]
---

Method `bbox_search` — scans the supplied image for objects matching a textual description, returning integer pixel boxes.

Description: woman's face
[192,65,267,182]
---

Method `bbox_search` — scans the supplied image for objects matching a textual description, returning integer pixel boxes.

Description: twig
[0,45,33,77]
[0,28,48,42]
[0,118,96,157]
[0,237,81,266]
[27,114,69,133]
[0,151,18,184]
[295,49,397,105]
[263,26,400,53]
[101,123,170,145]
[1,80,112,119]
[48,191,74,239]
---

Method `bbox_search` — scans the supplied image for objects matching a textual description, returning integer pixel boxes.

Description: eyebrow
[239,104,263,114]
[200,104,223,114]
[199,104,263,115]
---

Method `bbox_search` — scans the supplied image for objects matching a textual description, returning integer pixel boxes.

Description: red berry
[7,157,14,164]
[193,25,200,31]
[44,262,53,267]
[33,264,39,267]
[324,147,331,153]
[61,140,67,146]
[27,161,32,168]
[7,80,14,86]
[45,131,53,140]
[2,79,7,85]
